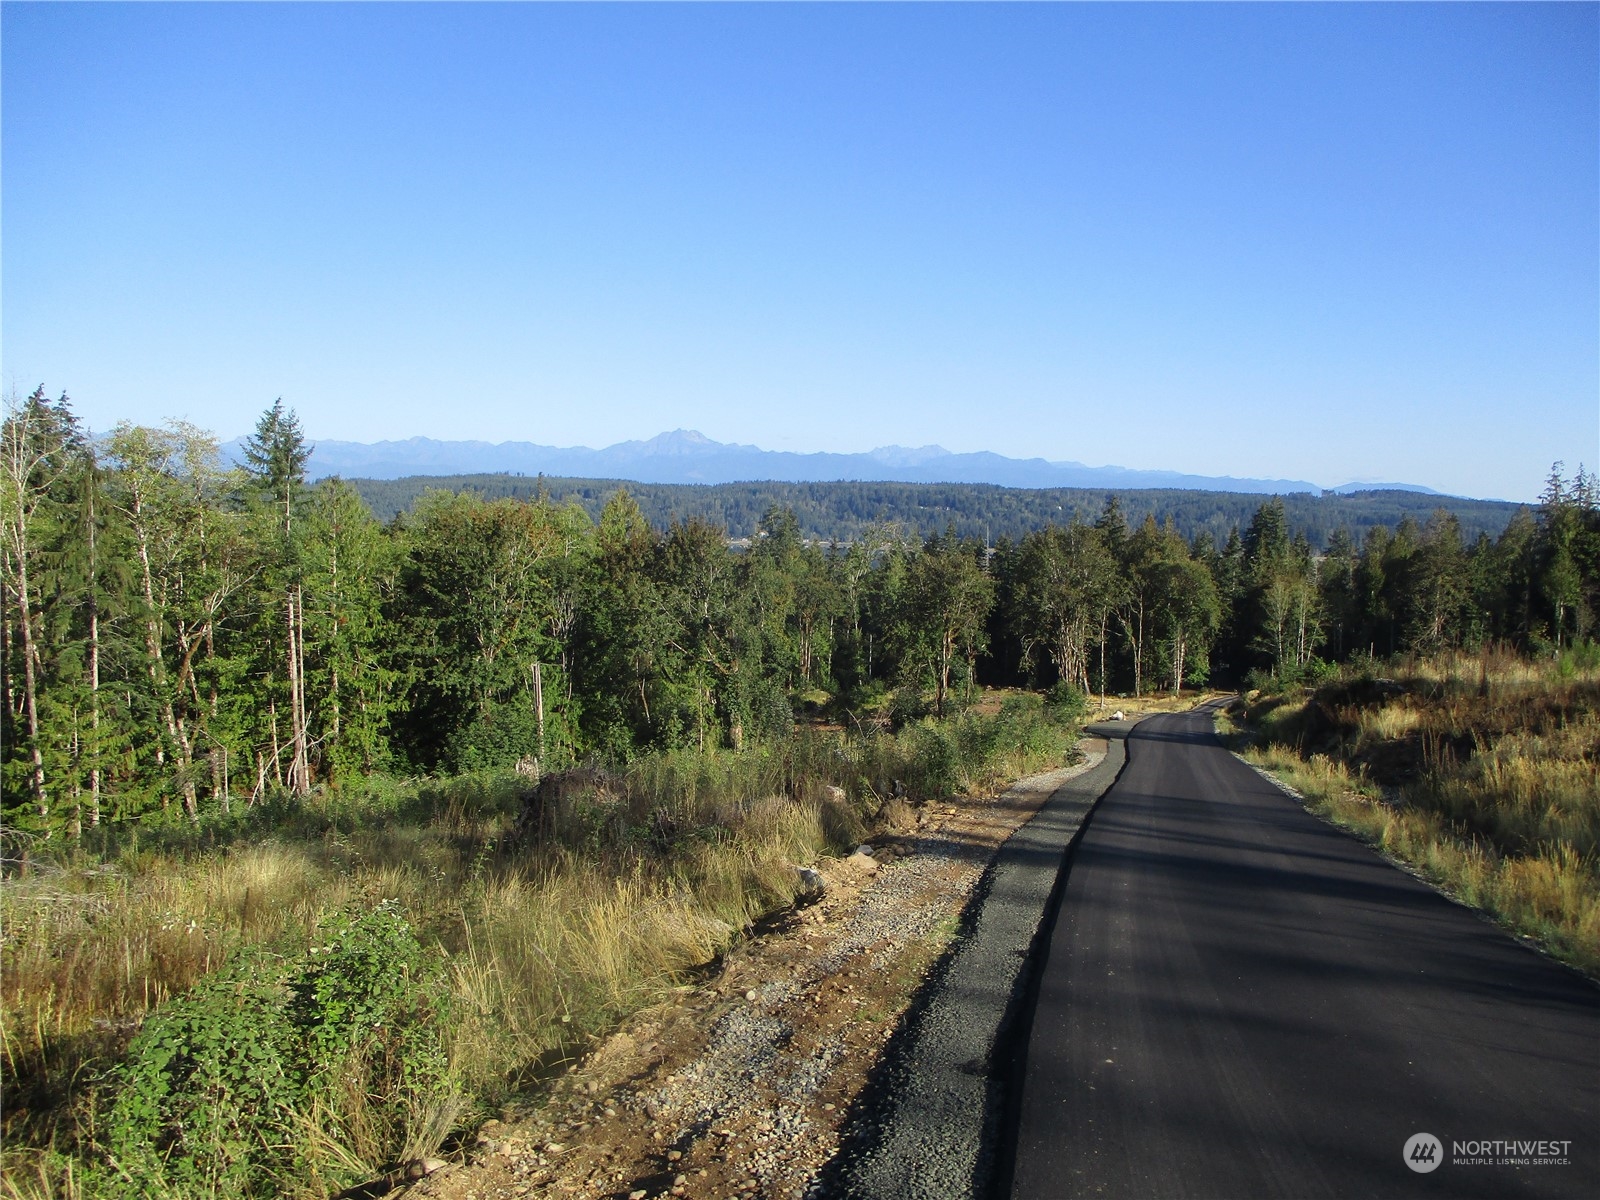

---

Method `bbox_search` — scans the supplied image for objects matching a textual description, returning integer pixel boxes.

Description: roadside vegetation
[2,700,1079,1199]
[1221,645,1600,979]
[4,389,1596,1196]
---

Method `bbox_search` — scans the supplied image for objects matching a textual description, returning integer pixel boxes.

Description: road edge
[1226,735,1600,992]
[821,728,1133,1200]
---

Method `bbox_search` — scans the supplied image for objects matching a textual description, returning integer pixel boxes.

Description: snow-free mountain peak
[867,444,954,467]
[219,429,1445,496]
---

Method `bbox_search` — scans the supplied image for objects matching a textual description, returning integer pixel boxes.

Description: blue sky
[3,2,1595,502]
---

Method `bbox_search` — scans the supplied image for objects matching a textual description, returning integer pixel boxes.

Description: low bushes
[101,905,457,1198]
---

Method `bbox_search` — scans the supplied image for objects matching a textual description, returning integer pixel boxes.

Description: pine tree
[242,401,314,793]
[1537,463,1585,648]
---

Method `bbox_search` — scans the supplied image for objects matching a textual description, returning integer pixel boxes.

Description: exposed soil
[407,740,1109,1200]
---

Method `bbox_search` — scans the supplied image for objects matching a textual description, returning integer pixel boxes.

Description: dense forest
[5,390,1597,841]
[350,472,1524,548]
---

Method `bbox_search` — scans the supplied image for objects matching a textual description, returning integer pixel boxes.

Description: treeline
[349,473,1524,550]
[4,390,1596,841]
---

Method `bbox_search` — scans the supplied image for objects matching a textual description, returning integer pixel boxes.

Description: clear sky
[3,2,1596,501]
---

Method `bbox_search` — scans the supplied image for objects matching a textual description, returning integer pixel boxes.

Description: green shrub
[1245,657,1339,693]
[744,677,795,744]
[904,722,959,797]
[1045,683,1088,722]
[99,904,456,1198]
[103,949,298,1198]
[889,684,930,728]
[290,902,451,1080]
[1558,640,1600,676]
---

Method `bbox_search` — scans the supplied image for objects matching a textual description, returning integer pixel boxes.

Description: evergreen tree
[1537,464,1588,648]
[241,399,312,531]
[2,388,91,830]
[12,389,1600,832]
[1318,528,1359,659]
[1408,511,1470,653]
[242,400,314,792]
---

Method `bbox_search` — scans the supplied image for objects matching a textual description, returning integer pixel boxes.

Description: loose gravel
[822,729,1129,1200]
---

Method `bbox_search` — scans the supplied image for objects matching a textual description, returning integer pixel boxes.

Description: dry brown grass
[445,793,839,1089]
[2,702,1078,1197]
[0,794,844,1171]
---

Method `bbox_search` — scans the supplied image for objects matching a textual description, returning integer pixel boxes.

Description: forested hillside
[3,391,1596,839]
[351,473,1523,549]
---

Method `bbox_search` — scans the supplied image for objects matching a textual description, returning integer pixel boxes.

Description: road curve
[1008,706,1598,1199]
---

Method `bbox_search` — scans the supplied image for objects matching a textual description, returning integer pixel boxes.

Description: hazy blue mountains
[224,428,1420,495]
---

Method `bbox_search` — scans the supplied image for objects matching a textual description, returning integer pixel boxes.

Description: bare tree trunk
[178,722,200,823]
[1119,605,1145,699]
[211,747,228,815]
[11,557,47,818]
[286,587,310,794]
[1135,606,1144,697]
[269,698,285,788]
[297,586,309,786]
[287,592,299,786]
[531,660,545,756]
[328,537,340,750]
[70,716,82,839]
[936,629,955,717]
[2,410,51,820]
[87,489,101,827]
[1098,613,1109,709]
[128,493,195,815]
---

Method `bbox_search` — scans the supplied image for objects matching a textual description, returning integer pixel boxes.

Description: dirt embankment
[408,740,1111,1200]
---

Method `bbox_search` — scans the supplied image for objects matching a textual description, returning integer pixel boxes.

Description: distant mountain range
[222,428,1444,497]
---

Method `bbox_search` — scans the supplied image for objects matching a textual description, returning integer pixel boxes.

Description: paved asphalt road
[1009,706,1598,1199]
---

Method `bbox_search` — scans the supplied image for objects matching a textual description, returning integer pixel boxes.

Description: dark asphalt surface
[834,742,1129,1200]
[1009,706,1599,1200]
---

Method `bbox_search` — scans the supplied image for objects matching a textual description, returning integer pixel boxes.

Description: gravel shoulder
[825,727,1129,1200]
[407,733,1125,1200]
